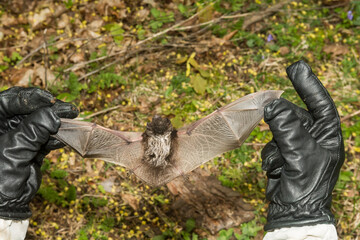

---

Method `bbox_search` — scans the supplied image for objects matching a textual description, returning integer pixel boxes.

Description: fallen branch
[175,12,252,31]
[77,105,123,120]
[242,0,291,29]
[341,110,360,122]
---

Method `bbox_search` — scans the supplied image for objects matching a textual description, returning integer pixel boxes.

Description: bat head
[146,115,174,135]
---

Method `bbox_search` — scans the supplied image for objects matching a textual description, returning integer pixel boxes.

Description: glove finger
[51,99,79,119]
[262,99,313,173]
[0,107,60,198]
[261,139,284,172]
[286,61,340,129]
[43,100,78,150]
[43,137,65,151]
[0,115,24,134]
[0,99,78,138]
[264,98,318,160]
[285,99,314,130]
[0,87,55,119]
[261,139,284,173]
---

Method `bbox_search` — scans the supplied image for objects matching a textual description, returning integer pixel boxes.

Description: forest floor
[0,0,359,239]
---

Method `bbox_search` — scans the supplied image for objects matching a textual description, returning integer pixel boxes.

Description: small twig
[136,4,210,45]
[341,110,360,122]
[244,143,266,147]
[79,194,105,199]
[78,58,123,81]
[77,105,123,120]
[176,12,252,31]
[351,48,360,65]
[0,44,26,51]
[242,0,291,29]
[17,43,45,66]
[43,29,49,90]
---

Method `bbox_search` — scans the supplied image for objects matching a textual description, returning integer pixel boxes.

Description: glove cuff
[264,202,335,231]
[0,205,32,220]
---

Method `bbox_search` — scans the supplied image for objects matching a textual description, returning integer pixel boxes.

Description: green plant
[149,8,174,32]
[104,23,124,45]
[63,0,73,9]
[3,51,22,66]
[236,220,262,240]
[56,72,87,101]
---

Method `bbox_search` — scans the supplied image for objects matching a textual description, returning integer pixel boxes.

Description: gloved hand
[261,60,344,231]
[0,87,78,220]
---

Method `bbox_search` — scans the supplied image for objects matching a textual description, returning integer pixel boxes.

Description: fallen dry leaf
[279,46,290,56]
[29,8,52,29]
[210,36,232,47]
[143,0,158,8]
[95,160,104,173]
[323,44,349,56]
[88,19,104,31]
[85,160,94,175]
[57,13,69,29]
[70,52,85,63]
[96,0,126,15]
[223,30,238,41]
[35,66,56,85]
[55,39,69,51]
[11,68,34,86]
[1,13,18,27]
[136,8,150,22]
[7,0,36,14]
[100,177,118,193]
[121,193,139,211]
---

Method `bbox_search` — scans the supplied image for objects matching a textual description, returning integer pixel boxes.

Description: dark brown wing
[135,90,283,186]
[55,119,144,169]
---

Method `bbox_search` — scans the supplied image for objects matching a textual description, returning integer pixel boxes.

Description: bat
[54,90,283,186]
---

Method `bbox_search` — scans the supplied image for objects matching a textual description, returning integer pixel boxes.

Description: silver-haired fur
[144,130,173,167]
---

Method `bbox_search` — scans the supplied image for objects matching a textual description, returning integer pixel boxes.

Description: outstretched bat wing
[172,90,283,177]
[55,119,144,169]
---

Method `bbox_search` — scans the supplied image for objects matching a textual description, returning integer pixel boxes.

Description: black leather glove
[261,60,344,231]
[0,87,78,220]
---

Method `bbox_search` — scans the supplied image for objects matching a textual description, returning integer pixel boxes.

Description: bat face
[145,115,173,135]
[55,90,283,186]
[142,115,177,168]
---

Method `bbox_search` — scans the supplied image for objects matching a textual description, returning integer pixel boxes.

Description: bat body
[55,90,282,186]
